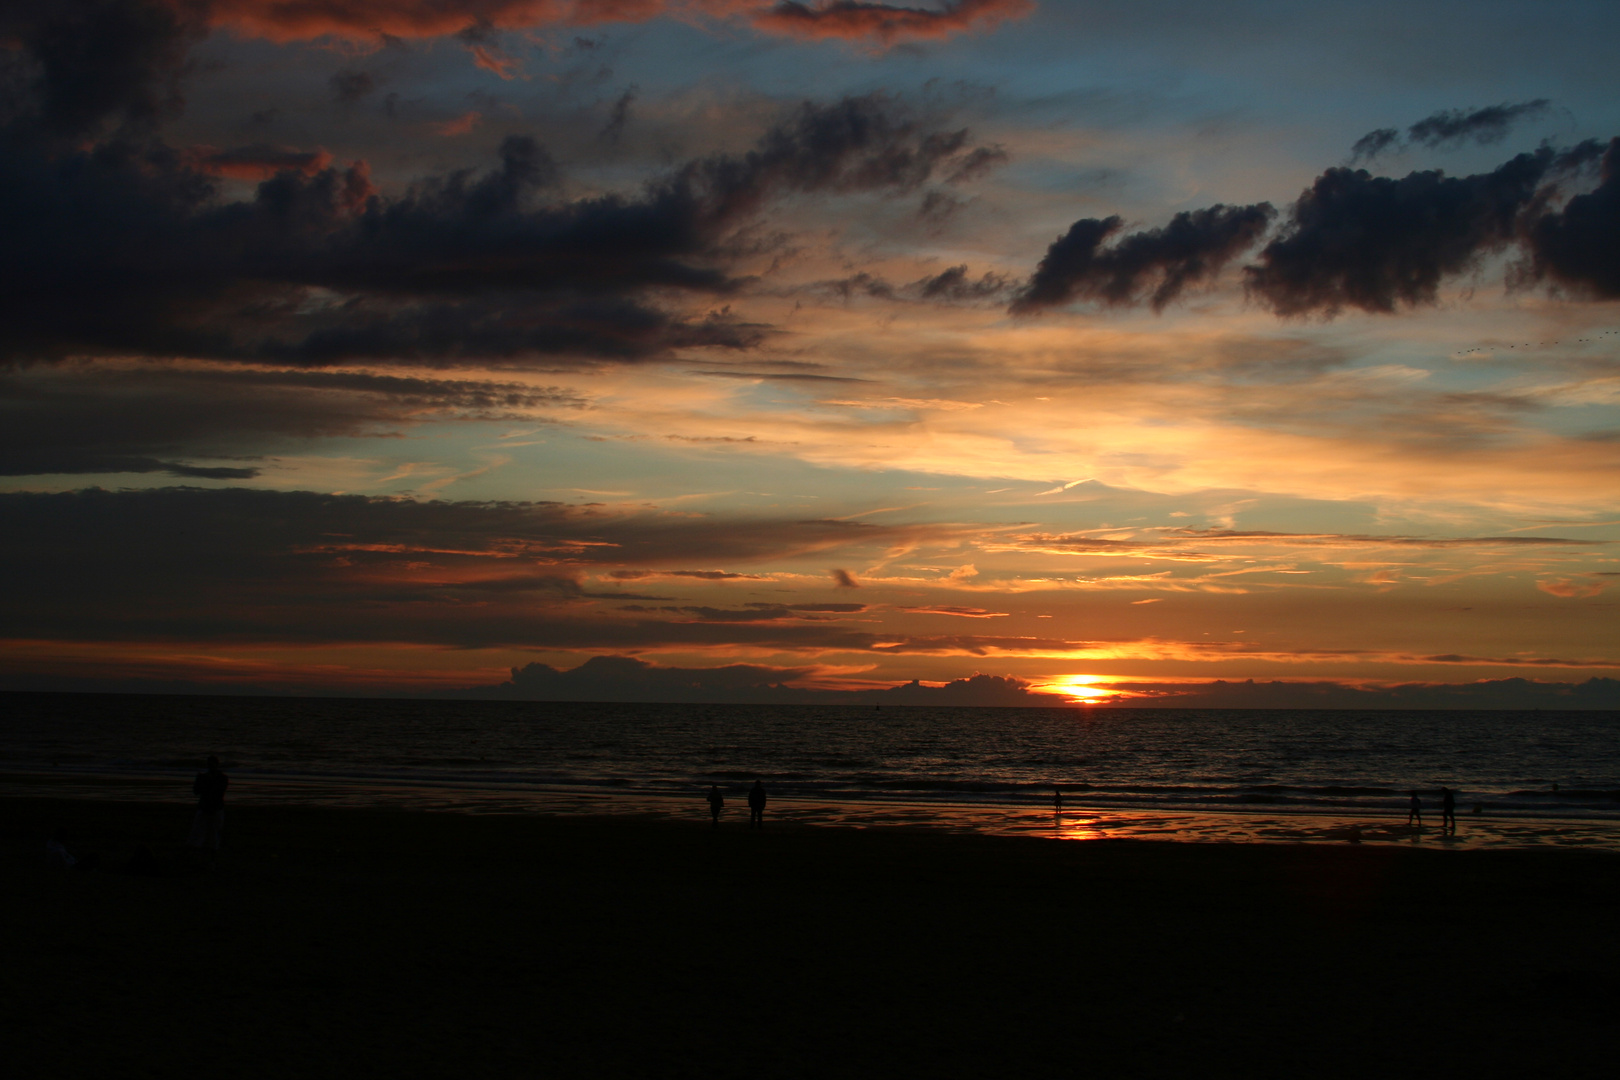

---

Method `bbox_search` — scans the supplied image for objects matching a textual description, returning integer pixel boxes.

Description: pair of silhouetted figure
[707,781,768,828]
[1408,788,1458,833]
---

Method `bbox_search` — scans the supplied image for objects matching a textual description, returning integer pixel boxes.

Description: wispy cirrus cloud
[991,527,1604,561]
[1350,99,1553,161]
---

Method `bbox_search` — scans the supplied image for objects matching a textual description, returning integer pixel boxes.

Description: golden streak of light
[1030,673,1128,704]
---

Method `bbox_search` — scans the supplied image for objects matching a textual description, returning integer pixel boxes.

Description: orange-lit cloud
[185,143,333,179]
[1536,577,1609,598]
[751,0,1035,44]
[432,110,483,136]
[199,0,1034,45]
[469,44,522,78]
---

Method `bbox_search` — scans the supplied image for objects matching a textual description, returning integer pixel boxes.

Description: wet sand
[8,768,1620,852]
[6,796,1619,1078]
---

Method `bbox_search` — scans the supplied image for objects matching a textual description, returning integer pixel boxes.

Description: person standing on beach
[707,784,724,828]
[748,780,767,829]
[1440,786,1456,833]
[189,755,228,857]
[1407,792,1422,828]
[1054,785,1063,813]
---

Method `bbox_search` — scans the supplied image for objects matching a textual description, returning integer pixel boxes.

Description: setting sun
[1033,675,1123,705]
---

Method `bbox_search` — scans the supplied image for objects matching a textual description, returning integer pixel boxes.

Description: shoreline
[6,769,1620,852]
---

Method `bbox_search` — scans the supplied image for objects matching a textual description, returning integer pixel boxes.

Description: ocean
[6,693,1619,847]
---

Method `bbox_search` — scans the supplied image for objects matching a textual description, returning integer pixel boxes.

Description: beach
[7,797,1618,1077]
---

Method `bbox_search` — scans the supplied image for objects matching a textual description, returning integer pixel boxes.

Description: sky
[2,1,1618,705]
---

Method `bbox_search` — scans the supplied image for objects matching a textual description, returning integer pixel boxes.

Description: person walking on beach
[747,780,767,829]
[189,755,228,858]
[1440,786,1456,833]
[707,784,724,828]
[1407,791,1422,828]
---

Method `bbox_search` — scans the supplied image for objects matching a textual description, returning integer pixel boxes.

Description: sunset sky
[3,1,1617,703]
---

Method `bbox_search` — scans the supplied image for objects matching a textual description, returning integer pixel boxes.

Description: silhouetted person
[1441,786,1456,833]
[1054,785,1063,813]
[189,755,228,857]
[748,780,767,828]
[707,784,724,828]
[1407,792,1422,828]
[46,828,97,870]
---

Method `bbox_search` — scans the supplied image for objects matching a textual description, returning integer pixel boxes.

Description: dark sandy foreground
[5,799,1619,1079]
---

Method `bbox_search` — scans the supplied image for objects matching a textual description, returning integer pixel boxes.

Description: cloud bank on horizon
[1,0,1617,705]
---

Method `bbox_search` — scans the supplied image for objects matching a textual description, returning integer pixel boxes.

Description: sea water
[5,693,1616,828]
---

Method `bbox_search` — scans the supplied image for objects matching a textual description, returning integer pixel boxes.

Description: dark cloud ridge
[1,4,1004,368]
[1018,135,1618,319]
[1351,99,1553,162]
[0,486,939,647]
[1529,138,1620,298]
[0,366,583,478]
[461,657,1061,706]
[1011,203,1276,314]
[1246,144,1596,317]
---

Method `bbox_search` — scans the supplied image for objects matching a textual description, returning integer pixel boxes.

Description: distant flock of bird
[1456,327,1619,357]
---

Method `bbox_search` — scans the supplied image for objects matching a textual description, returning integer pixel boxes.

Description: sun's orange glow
[1033,674,1124,705]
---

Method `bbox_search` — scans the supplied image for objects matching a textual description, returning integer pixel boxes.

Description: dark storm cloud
[1407,99,1552,149]
[329,69,375,104]
[805,264,1011,305]
[914,264,1009,302]
[463,657,1062,706]
[0,454,257,479]
[1348,128,1401,163]
[1010,204,1275,314]
[1012,138,1617,320]
[1350,100,1553,162]
[943,144,1008,183]
[615,603,859,622]
[0,74,1001,365]
[599,86,636,144]
[0,0,203,141]
[0,366,582,478]
[1245,148,1560,317]
[1528,138,1620,298]
[0,486,1067,653]
[916,188,965,225]
[0,486,899,601]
